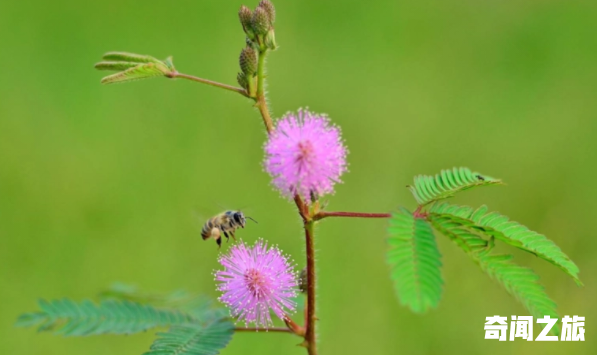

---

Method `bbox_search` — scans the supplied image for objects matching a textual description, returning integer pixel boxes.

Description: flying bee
[201,211,257,248]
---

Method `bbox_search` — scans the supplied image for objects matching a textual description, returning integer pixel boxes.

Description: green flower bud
[265,28,278,50]
[258,0,276,25]
[237,72,248,90]
[251,6,270,36]
[239,5,255,39]
[239,46,258,75]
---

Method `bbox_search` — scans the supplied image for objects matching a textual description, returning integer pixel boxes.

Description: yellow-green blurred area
[1,0,595,354]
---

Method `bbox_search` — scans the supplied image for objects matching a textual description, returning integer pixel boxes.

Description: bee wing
[191,209,207,233]
[215,202,229,211]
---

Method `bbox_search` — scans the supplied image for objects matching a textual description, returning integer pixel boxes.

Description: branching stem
[413,205,428,219]
[173,66,273,133]
[284,315,306,336]
[294,194,309,222]
[253,47,314,353]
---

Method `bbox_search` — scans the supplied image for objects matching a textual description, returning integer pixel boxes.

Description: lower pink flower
[215,240,298,327]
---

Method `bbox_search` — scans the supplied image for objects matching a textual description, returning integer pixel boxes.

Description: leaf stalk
[172,73,249,97]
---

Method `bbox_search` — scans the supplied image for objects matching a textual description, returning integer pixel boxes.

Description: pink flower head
[264,109,348,203]
[215,240,297,327]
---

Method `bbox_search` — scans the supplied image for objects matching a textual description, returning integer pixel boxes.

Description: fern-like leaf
[144,319,234,355]
[475,253,560,335]
[428,214,491,253]
[102,52,162,63]
[407,167,502,206]
[429,203,581,285]
[429,214,560,335]
[15,298,197,336]
[387,207,443,313]
[100,62,170,84]
[95,52,176,85]
[95,61,141,71]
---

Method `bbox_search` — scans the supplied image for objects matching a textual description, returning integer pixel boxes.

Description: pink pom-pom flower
[264,109,348,203]
[215,240,298,328]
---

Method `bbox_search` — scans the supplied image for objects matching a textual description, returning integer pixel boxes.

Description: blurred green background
[1,0,595,354]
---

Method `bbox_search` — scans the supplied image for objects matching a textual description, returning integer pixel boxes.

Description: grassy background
[1,0,595,354]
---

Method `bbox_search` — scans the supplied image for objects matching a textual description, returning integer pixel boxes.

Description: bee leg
[230,231,236,241]
[223,230,230,242]
[216,237,222,248]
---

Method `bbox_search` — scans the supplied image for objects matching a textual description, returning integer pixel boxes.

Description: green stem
[256,50,274,133]
[257,50,267,98]
[172,72,249,97]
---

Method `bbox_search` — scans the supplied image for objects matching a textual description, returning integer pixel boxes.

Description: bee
[201,211,257,248]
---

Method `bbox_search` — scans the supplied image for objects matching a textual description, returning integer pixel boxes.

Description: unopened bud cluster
[239,1,277,51]
[237,1,277,95]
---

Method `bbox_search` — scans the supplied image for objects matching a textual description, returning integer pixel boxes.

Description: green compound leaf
[15,298,198,336]
[429,203,581,285]
[407,167,502,206]
[144,319,234,355]
[428,214,492,254]
[102,52,162,63]
[476,253,560,335]
[94,61,141,71]
[100,62,171,85]
[429,215,560,335]
[95,52,176,85]
[387,207,443,313]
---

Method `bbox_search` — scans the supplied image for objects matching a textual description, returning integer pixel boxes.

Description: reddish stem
[284,315,306,336]
[294,194,309,222]
[303,220,317,355]
[413,206,428,219]
[292,195,317,355]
